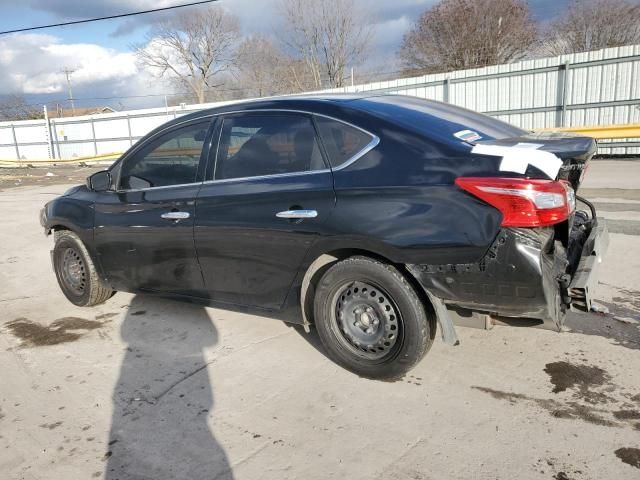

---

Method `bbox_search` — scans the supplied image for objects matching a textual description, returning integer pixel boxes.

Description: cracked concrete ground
[1,161,639,480]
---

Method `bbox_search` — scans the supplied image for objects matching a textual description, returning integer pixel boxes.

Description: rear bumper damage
[567,219,609,312]
[407,216,609,334]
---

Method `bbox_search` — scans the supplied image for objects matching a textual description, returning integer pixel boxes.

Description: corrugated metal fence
[1,44,639,160]
[0,99,240,161]
[321,44,640,154]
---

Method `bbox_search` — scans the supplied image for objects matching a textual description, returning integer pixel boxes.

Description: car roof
[176,93,380,118]
[166,93,525,145]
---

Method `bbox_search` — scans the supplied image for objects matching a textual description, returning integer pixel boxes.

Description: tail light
[455,177,573,227]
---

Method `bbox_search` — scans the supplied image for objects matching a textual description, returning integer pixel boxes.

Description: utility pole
[61,68,76,115]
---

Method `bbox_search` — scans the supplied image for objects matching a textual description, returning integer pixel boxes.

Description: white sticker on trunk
[471,143,563,180]
[454,129,482,142]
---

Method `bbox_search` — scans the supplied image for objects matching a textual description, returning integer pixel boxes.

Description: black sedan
[41,94,607,379]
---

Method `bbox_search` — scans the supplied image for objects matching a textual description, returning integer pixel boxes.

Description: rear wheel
[53,230,114,307]
[313,256,435,379]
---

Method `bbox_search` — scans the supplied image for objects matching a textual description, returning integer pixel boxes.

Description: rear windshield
[354,95,526,143]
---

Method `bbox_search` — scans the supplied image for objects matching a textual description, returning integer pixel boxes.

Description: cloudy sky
[0,0,605,110]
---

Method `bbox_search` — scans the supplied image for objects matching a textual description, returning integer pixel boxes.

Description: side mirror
[87,171,112,192]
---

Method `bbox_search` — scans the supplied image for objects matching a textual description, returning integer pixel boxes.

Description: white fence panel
[0,126,14,145]
[57,142,95,159]
[14,122,46,144]
[96,140,132,154]
[94,118,129,139]
[0,145,16,158]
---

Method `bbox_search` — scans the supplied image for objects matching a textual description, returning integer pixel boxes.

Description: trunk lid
[474,131,596,191]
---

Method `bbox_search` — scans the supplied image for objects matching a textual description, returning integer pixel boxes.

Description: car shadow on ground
[105,295,235,480]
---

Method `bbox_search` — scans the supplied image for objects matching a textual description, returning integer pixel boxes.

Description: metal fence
[321,44,640,154]
[0,100,240,161]
[1,44,639,161]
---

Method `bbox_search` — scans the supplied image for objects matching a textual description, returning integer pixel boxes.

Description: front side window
[215,114,325,180]
[119,120,210,190]
[315,116,374,168]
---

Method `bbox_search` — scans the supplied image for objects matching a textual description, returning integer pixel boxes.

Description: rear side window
[119,121,209,190]
[215,114,325,180]
[315,116,374,168]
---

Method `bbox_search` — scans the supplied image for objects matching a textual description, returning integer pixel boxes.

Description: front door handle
[276,209,318,219]
[161,211,190,220]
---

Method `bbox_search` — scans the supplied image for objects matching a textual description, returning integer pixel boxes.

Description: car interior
[217,122,325,180]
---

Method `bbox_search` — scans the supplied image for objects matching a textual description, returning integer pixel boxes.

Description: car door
[93,118,214,296]
[194,111,335,309]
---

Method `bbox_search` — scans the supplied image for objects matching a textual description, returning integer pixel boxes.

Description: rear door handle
[161,211,190,220]
[276,209,318,219]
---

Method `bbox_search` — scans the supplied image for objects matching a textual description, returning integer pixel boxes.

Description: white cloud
[44,43,138,86]
[0,33,174,109]
[0,0,441,108]
[0,33,141,94]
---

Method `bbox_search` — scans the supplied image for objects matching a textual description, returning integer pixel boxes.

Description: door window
[315,116,374,168]
[119,120,210,190]
[215,114,326,180]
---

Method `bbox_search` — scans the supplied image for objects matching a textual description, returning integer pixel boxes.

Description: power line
[0,0,220,35]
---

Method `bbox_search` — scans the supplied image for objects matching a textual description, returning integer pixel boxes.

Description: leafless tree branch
[399,0,537,75]
[0,95,43,121]
[277,0,373,89]
[541,0,640,56]
[134,6,240,103]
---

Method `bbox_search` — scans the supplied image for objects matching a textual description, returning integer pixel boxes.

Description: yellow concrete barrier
[0,152,122,166]
[545,124,640,139]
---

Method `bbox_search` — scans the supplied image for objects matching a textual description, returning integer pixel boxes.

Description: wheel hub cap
[61,247,86,295]
[353,306,379,334]
[334,281,400,358]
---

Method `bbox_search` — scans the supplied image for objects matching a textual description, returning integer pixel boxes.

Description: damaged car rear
[40,94,608,379]
[409,132,608,337]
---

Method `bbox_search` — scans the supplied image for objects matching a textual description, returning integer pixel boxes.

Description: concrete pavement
[1,161,639,479]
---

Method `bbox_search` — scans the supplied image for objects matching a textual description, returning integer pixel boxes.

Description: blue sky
[0,0,621,110]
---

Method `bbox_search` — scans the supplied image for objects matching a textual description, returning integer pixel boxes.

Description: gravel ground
[0,160,639,480]
[0,165,107,190]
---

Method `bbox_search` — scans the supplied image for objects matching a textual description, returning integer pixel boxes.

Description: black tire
[313,256,435,380]
[53,230,114,307]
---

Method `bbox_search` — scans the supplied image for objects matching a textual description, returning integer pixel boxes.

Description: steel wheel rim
[60,247,86,296]
[331,280,401,360]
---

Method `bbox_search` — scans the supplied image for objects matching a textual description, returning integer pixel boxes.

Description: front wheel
[313,256,435,380]
[53,230,114,307]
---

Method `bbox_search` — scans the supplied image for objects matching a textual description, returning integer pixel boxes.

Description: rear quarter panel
[323,123,503,265]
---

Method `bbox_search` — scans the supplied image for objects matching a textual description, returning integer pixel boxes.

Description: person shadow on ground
[105,294,234,480]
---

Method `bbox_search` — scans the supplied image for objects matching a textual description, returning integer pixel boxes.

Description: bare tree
[399,0,537,75]
[0,95,43,121]
[542,0,640,56]
[236,35,320,96]
[277,0,373,89]
[134,7,240,104]
[282,58,322,92]
[236,36,287,97]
